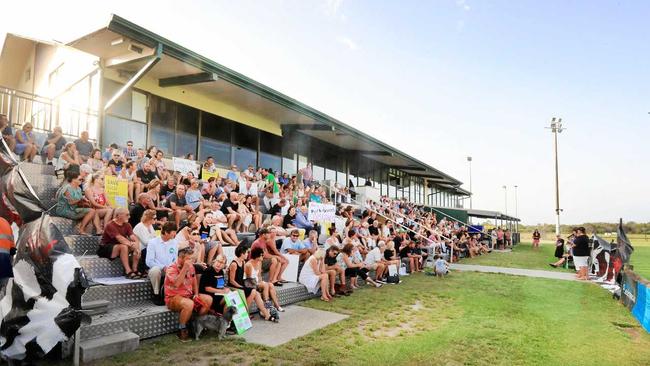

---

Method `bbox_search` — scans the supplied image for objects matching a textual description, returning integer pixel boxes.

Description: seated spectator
[237,194,254,232]
[251,228,288,286]
[151,150,168,180]
[84,174,113,235]
[198,254,231,313]
[201,177,217,200]
[399,240,422,273]
[117,161,138,204]
[280,229,310,262]
[185,179,204,212]
[226,164,238,182]
[87,149,104,172]
[14,122,37,162]
[434,254,450,277]
[167,185,194,227]
[0,217,16,281]
[130,193,153,227]
[325,226,342,249]
[268,199,286,217]
[293,205,317,232]
[146,222,179,305]
[41,126,66,165]
[53,171,95,235]
[136,162,158,196]
[324,245,348,296]
[123,140,137,160]
[364,241,387,282]
[227,245,275,321]
[243,194,262,231]
[175,227,208,274]
[282,206,297,229]
[57,142,82,173]
[221,192,242,230]
[203,201,239,246]
[141,145,157,168]
[164,245,212,342]
[107,151,125,175]
[339,243,367,290]
[97,208,142,279]
[0,114,16,152]
[299,249,333,302]
[133,209,157,272]
[102,143,118,161]
[303,230,320,254]
[278,173,289,186]
[202,156,217,175]
[245,246,283,313]
[73,131,94,161]
[160,177,177,198]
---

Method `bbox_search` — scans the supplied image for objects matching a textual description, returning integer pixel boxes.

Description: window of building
[102,115,147,149]
[200,112,231,166]
[150,97,176,155]
[260,131,282,173]
[175,104,198,157]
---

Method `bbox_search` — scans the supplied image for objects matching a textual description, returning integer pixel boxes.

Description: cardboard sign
[172,157,199,176]
[307,202,336,222]
[201,167,219,181]
[224,290,252,334]
[104,175,128,209]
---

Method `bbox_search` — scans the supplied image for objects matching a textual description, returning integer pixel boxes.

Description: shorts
[573,256,588,269]
[262,257,274,272]
[365,263,379,271]
[97,244,117,260]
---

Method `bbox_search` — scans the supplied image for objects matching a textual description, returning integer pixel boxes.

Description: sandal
[126,271,138,280]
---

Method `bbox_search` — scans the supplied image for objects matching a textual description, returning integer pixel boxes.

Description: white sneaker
[374,282,382,288]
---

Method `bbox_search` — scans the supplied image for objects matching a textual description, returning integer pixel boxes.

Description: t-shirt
[129,204,147,228]
[167,193,187,208]
[185,189,202,210]
[74,139,94,157]
[251,238,274,256]
[47,133,67,150]
[221,199,239,215]
[108,159,124,169]
[434,259,447,272]
[268,204,282,217]
[368,226,379,236]
[573,235,590,257]
[364,247,382,266]
[164,262,195,304]
[101,221,134,245]
[267,173,279,193]
[399,245,414,258]
[199,266,226,294]
[160,184,176,198]
[384,249,395,260]
[280,238,305,254]
[137,170,157,185]
[1,126,13,136]
[324,253,338,266]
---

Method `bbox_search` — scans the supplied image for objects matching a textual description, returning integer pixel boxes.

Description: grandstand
[0,15,519,363]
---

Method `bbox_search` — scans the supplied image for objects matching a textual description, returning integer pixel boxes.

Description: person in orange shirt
[0,217,16,280]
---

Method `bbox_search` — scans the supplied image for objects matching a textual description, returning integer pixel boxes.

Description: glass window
[336,171,346,186]
[260,131,282,156]
[175,105,198,157]
[102,115,147,149]
[234,147,257,169]
[103,79,131,119]
[283,155,297,176]
[325,168,336,182]
[260,152,281,174]
[150,97,176,155]
[298,155,308,171]
[131,91,147,122]
[313,165,324,182]
[200,112,231,166]
[233,123,258,150]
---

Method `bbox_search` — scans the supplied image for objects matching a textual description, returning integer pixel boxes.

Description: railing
[0,86,98,142]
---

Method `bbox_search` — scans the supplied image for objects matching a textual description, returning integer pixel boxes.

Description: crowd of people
[3,124,499,342]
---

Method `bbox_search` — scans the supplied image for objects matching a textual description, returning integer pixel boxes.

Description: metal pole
[502,185,508,215]
[514,185,518,218]
[467,156,473,209]
[549,118,564,236]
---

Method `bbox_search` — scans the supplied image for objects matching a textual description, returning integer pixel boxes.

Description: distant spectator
[185,179,204,212]
[300,163,313,187]
[202,156,217,175]
[53,171,95,235]
[152,150,168,180]
[166,185,193,227]
[84,174,113,235]
[102,143,119,161]
[299,249,333,302]
[268,199,286,217]
[118,161,138,204]
[136,162,158,195]
[133,209,157,271]
[294,205,317,232]
[146,222,179,305]
[572,227,590,280]
[41,126,66,165]
[532,229,541,250]
[107,151,124,174]
[14,122,37,162]
[74,131,94,161]
[57,142,81,173]
[221,192,242,230]
[164,246,212,342]
[123,140,137,160]
[98,208,142,279]
[130,193,153,227]
[282,206,297,229]
[226,164,238,182]
[0,114,16,151]
[87,149,104,172]
[434,254,450,277]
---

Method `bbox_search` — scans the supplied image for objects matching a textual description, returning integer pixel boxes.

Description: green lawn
[465,243,572,272]
[86,271,650,366]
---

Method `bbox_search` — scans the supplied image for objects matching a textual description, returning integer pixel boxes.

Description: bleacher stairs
[21,162,318,363]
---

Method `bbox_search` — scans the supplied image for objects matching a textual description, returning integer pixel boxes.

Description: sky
[1,0,649,225]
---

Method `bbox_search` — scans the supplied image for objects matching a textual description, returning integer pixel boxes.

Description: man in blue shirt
[226,164,239,182]
[146,222,179,305]
[280,229,310,262]
[293,205,315,232]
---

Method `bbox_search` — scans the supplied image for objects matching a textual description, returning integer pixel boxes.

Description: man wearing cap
[146,222,179,305]
[0,217,16,281]
[164,245,212,342]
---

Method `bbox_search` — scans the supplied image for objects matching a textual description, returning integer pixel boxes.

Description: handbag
[386,264,400,284]
[244,277,258,289]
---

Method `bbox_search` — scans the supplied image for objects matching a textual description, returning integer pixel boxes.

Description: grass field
[86,255,650,366]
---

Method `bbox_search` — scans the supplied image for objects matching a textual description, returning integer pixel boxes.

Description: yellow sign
[105,175,129,209]
[201,168,219,181]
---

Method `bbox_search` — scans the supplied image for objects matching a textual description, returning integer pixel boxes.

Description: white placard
[307,202,336,222]
[282,254,300,282]
[172,157,199,176]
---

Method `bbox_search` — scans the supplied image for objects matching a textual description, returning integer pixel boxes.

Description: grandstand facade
[1,15,473,209]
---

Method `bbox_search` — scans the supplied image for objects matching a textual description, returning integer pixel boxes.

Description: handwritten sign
[105,175,128,209]
[172,157,199,176]
[307,202,336,222]
[224,290,252,334]
[201,167,219,181]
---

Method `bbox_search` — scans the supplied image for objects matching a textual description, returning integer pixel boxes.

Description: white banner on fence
[172,157,199,176]
[307,202,337,222]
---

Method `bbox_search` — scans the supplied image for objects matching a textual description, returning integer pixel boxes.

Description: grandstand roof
[69,14,465,189]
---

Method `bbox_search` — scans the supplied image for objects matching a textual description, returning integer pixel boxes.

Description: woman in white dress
[299,249,333,302]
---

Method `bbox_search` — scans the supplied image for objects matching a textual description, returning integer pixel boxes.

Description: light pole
[514,185,518,218]
[467,156,473,209]
[502,185,508,215]
[547,117,564,235]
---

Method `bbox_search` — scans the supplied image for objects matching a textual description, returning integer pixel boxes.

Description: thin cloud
[337,36,358,51]
[456,0,471,11]
[324,0,344,16]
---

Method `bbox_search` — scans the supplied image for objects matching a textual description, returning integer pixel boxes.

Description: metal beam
[104,47,157,68]
[104,44,162,112]
[281,124,335,131]
[159,72,218,87]
[351,150,393,156]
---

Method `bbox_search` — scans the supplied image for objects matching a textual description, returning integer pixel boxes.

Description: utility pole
[467,156,473,209]
[502,185,508,215]
[514,185,518,218]
[547,118,564,235]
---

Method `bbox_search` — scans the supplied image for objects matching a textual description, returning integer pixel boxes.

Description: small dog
[193,306,237,340]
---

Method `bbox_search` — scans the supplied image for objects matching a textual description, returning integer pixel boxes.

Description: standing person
[0,217,16,281]
[300,163,313,187]
[164,246,212,342]
[572,227,590,280]
[496,227,505,250]
[532,229,541,250]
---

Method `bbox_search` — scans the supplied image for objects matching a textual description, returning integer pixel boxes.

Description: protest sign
[201,167,219,181]
[172,157,199,176]
[307,202,336,222]
[224,290,252,334]
[105,175,128,209]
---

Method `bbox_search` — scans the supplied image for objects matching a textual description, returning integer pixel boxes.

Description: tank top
[94,191,107,206]
[229,259,245,287]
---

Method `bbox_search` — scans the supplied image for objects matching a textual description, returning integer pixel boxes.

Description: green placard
[224,290,252,334]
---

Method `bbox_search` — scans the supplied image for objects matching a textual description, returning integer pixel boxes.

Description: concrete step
[79,331,139,363]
